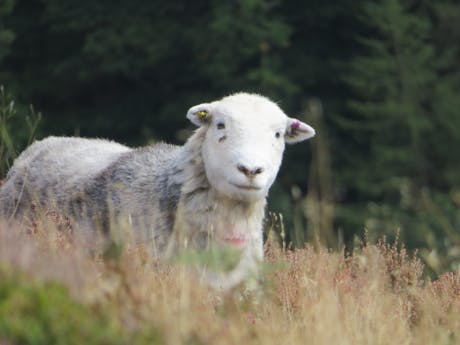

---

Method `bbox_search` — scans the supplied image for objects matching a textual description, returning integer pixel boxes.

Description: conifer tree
[343,0,437,196]
[335,0,439,239]
[338,0,460,263]
[0,0,15,64]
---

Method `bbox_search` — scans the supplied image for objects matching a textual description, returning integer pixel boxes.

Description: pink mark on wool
[221,237,247,248]
[217,228,248,249]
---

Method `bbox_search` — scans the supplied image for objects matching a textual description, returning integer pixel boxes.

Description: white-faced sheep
[0,92,315,289]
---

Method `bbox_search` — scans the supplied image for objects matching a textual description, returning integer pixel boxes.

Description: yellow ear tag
[196,110,208,119]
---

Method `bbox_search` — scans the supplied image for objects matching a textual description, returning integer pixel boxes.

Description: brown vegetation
[0,218,459,345]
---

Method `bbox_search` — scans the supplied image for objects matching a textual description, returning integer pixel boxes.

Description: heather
[0,221,458,345]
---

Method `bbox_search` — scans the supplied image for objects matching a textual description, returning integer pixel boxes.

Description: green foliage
[331,0,460,273]
[174,245,243,273]
[0,0,15,64]
[0,268,122,345]
[1,0,295,142]
[341,0,437,196]
[0,266,163,345]
[0,86,41,177]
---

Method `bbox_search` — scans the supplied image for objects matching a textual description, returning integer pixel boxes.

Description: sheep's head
[187,93,315,202]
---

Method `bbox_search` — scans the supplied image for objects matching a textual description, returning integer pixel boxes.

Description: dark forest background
[1,0,460,274]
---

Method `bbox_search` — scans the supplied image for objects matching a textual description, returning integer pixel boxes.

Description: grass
[0,216,459,345]
[0,85,41,177]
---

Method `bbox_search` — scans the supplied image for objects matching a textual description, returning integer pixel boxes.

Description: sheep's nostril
[238,164,264,177]
[237,164,250,176]
[251,167,264,175]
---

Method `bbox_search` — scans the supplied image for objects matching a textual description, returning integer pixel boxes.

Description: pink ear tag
[291,120,301,130]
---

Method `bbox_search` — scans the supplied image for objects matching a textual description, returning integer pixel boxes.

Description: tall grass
[0,85,41,177]
[0,217,458,345]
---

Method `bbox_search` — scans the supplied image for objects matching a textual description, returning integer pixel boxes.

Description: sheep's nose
[237,164,264,177]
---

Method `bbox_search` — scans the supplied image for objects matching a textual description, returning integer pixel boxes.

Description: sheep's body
[0,137,129,225]
[1,136,187,248]
[0,93,315,289]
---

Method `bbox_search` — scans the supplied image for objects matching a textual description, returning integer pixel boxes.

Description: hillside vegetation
[0,218,458,345]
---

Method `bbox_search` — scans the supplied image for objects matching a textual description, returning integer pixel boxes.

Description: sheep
[0,92,315,289]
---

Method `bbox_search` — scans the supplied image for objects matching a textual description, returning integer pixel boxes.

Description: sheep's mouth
[230,183,262,191]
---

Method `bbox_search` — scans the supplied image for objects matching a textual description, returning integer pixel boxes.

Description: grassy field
[0,217,459,345]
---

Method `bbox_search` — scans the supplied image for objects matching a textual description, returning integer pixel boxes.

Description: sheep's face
[187,93,315,202]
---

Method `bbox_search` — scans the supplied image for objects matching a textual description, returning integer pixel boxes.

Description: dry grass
[0,218,459,345]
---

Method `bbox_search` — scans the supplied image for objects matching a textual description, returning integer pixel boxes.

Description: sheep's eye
[217,122,226,130]
[275,131,281,138]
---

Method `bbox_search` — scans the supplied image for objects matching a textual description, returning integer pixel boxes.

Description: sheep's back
[0,136,131,216]
[98,142,183,212]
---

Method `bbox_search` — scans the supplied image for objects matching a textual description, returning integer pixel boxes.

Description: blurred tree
[335,0,460,271]
[0,0,15,64]
[265,0,363,246]
[342,0,437,198]
[1,0,294,144]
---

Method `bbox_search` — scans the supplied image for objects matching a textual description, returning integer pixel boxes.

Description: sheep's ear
[187,103,213,126]
[285,118,316,144]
